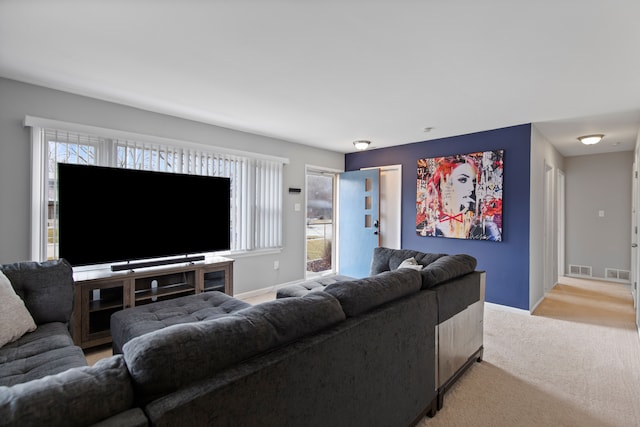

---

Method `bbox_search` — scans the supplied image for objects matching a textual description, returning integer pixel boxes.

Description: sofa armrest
[420,254,477,289]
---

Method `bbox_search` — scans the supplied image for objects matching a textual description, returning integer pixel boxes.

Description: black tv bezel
[57,163,231,268]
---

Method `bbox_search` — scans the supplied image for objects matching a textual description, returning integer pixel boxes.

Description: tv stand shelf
[72,256,234,349]
[134,283,195,302]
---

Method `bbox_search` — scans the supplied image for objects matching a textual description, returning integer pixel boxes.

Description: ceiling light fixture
[353,140,371,151]
[577,134,604,145]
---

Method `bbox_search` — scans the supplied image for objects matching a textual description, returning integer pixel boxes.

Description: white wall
[0,78,344,294]
[530,125,565,310]
[565,151,633,279]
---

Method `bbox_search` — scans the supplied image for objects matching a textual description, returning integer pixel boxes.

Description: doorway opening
[306,168,336,278]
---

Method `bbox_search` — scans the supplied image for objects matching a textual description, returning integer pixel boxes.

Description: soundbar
[111,255,205,272]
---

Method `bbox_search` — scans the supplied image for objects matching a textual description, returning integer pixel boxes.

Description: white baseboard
[233,278,309,301]
[529,295,544,313]
[485,302,530,316]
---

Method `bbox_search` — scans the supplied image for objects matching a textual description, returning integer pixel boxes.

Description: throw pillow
[0,270,36,347]
[398,257,424,271]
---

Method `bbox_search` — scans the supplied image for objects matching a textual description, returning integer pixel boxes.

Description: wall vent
[569,264,592,277]
[604,268,631,283]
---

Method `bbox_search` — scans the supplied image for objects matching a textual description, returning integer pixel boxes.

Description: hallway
[533,276,636,329]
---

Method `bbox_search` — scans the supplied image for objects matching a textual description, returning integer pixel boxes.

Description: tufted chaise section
[123,292,346,404]
[110,291,251,354]
[276,274,353,298]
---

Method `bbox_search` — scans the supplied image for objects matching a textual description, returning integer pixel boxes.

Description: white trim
[304,165,340,278]
[29,126,47,261]
[485,301,531,315]
[364,164,402,249]
[233,277,311,300]
[24,115,289,165]
[305,164,344,174]
[557,169,566,277]
[227,248,283,259]
[530,294,545,313]
[234,287,276,301]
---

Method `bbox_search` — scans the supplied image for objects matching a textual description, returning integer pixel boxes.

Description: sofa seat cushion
[276,274,354,298]
[324,269,422,317]
[0,322,87,386]
[123,292,345,402]
[110,291,251,354]
[0,355,137,427]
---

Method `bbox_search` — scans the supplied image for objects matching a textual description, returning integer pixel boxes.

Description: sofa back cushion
[324,269,422,317]
[0,259,74,325]
[123,292,345,402]
[421,254,478,289]
[0,355,135,427]
[370,247,478,289]
[370,247,446,275]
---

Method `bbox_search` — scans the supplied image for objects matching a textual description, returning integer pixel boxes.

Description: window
[26,117,286,263]
[44,129,100,260]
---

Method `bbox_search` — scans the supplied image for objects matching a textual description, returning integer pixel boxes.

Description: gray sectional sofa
[0,248,484,426]
[367,247,485,409]
[279,246,486,409]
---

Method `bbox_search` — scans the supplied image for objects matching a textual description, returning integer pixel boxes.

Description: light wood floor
[533,275,636,329]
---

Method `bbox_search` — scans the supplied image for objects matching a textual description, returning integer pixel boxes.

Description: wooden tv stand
[72,256,234,349]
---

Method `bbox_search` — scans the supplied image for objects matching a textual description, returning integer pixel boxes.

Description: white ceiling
[1,1,639,156]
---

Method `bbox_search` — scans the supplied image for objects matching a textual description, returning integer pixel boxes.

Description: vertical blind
[42,128,283,260]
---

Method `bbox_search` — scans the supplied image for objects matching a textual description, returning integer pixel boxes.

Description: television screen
[58,163,231,267]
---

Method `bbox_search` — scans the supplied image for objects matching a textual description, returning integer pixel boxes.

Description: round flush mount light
[577,134,604,145]
[353,140,371,150]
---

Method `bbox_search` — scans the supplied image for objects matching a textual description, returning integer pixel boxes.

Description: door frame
[632,157,639,331]
[304,164,343,279]
[543,161,556,293]
[557,169,566,278]
[363,164,402,249]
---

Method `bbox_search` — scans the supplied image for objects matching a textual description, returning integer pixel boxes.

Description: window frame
[25,116,288,263]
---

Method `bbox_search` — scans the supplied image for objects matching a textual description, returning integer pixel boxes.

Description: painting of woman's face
[449,162,476,212]
[416,150,504,241]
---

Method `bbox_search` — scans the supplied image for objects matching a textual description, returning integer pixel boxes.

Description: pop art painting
[416,150,504,241]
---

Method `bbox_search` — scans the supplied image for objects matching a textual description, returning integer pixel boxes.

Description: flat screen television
[58,163,231,268]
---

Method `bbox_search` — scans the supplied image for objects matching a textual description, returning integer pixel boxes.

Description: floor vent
[569,264,592,277]
[605,268,631,283]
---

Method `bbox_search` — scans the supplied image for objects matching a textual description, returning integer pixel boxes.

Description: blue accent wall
[345,124,532,310]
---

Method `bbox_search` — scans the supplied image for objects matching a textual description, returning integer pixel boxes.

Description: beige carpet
[420,277,640,427]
